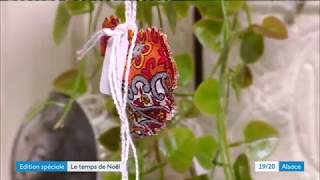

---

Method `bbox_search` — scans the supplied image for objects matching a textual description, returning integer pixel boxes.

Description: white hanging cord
[76,1,139,180]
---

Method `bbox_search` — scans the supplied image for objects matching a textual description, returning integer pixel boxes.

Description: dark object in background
[193,7,203,88]
[11,92,97,180]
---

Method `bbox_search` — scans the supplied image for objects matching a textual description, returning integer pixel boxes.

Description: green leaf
[103,172,121,180]
[236,64,253,88]
[195,135,218,169]
[175,54,194,86]
[195,1,244,20]
[194,79,221,115]
[53,69,87,97]
[160,128,196,172]
[175,2,190,19]
[115,4,125,22]
[53,2,71,45]
[99,127,120,152]
[162,1,177,33]
[178,99,200,118]
[193,19,223,51]
[246,137,279,160]
[231,64,253,100]
[252,16,288,40]
[244,120,279,160]
[244,120,279,143]
[137,2,155,27]
[105,97,119,118]
[195,1,221,20]
[65,1,93,15]
[136,2,145,26]
[233,153,252,180]
[187,174,210,180]
[226,1,245,15]
[143,3,153,27]
[240,29,264,64]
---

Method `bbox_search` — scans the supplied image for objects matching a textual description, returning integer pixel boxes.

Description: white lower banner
[67,161,122,172]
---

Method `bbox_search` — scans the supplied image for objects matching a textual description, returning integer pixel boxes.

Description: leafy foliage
[115,4,125,22]
[244,120,279,143]
[244,120,279,160]
[64,1,93,16]
[240,29,264,64]
[233,153,252,180]
[53,69,87,97]
[195,1,244,20]
[231,64,253,99]
[175,54,194,86]
[193,19,223,51]
[175,2,190,19]
[161,1,177,32]
[178,98,200,118]
[160,128,196,172]
[252,16,288,40]
[195,135,218,169]
[99,127,120,152]
[53,1,93,45]
[103,172,121,180]
[194,79,221,115]
[53,3,71,45]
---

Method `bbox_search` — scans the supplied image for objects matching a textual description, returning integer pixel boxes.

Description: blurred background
[1,1,319,180]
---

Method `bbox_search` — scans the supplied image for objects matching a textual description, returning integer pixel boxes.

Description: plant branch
[93,1,103,33]
[139,142,145,180]
[215,1,236,180]
[53,97,74,129]
[154,140,165,180]
[210,58,221,77]
[54,59,86,129]
[244,2,252,26]
[143,161,166,175]
[88,11,93,38]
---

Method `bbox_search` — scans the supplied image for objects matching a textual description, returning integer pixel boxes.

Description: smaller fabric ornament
[99,16,178,139]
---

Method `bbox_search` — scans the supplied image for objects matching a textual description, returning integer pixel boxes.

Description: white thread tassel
[76,1,139,180]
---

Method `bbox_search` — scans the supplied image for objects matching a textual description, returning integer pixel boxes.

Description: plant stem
[88,11,93,38]
[54,59,86,129]
[244,2,252,26]
[139,142,145,180]
[53,97,74,129]
[215,1,236,179]
[215,44,233,180]
[210,58,221,77]
[89,56,103,80]
[93,1,103,33]
[221,0,230,45]
[143,161,166,175]
[216,108,234,180]
[154,140,165,180]
[174,92,194,97]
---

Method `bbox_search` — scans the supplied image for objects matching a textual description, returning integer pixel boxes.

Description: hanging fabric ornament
[76,1,178,180]
[99,16,178,139]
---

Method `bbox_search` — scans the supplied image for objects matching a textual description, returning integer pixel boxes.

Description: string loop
[76,2,139,180]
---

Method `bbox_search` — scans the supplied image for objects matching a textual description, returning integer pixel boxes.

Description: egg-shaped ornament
[100,16,178,139]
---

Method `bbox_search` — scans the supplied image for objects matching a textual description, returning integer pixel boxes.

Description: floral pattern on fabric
[100,16,178,139]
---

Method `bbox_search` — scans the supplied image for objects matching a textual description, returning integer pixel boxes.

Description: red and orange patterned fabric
[100,16,178,138]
